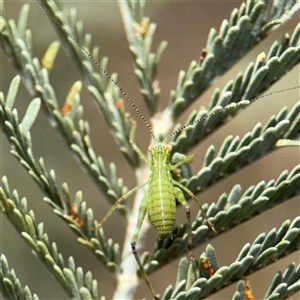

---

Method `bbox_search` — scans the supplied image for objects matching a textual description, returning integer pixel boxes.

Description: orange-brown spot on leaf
[115,100,124,109]
[199,48,207,65]
[133,17,150,38]
[69,204,84,227]
[245,279,254,300]
[60,104,72,116]
[201,259,215,277]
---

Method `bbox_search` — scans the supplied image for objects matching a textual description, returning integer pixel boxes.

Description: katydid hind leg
[174,187,195,263]
[174,186,199,285]
[173,181,217,234]
[131,193,159,300]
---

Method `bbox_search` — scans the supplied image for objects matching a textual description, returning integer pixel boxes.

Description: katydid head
[148,142,172,166]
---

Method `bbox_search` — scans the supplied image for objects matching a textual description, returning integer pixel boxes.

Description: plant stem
[113,167,152,299]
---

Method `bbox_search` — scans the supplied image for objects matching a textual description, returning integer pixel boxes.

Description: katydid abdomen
[148,171,176,239]
[145,142,176,238]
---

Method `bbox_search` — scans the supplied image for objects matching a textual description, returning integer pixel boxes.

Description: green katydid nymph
[36,1,299,299]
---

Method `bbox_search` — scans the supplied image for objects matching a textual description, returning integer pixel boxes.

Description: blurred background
[1,0,299,299]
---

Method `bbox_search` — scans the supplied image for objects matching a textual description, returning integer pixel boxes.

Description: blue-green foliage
[0,0,299,299]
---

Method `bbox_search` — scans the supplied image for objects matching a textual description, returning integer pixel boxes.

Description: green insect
[36,2,246,299]
[95,114,217,299]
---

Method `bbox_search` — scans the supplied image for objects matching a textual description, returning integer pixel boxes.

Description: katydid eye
[148,145,155,151]
[165,145,172,151]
